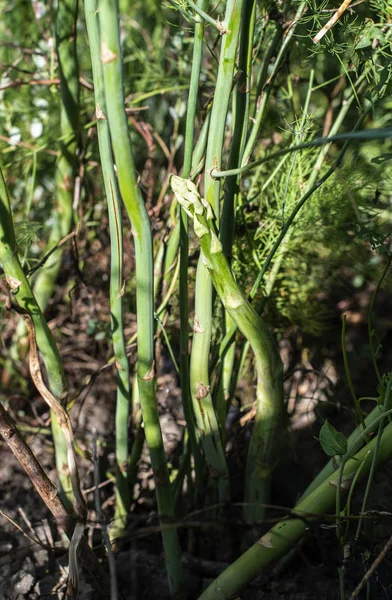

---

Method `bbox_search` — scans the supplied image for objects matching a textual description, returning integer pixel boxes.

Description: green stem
[172,177,284,525]
[217,0,256,494]
[84,0,131,538]
[33,0,80,311]
[129,373,145,503]
[162,222,180,289]
[355,374,392,540]
[213,127,392,179]
[342,314,366,431]
[0,167,72,510]
[368,256,392,384]
[242,1,307,166]
[220,0,255,258]
[190,0,244,505]
[186,0,222,32]
[179,0,207,492]
[98,2,183,593]
[190,108,211,179]
[154,236,166,300]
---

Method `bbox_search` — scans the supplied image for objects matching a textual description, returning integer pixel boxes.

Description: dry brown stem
[0,403,110,597]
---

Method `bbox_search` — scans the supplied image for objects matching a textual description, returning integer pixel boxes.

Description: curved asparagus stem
[171,176,284,523]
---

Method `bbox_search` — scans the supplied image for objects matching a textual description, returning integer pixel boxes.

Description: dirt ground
[1,241,392,600]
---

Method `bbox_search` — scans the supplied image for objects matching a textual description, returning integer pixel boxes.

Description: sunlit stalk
[190,0,244,504]
[98,1,183,593]
[180,0,208,494]
[84,0,131,538]
[216,0,256,441]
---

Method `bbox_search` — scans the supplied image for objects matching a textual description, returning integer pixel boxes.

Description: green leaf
[319,420,347,457]
[356,36,371,49]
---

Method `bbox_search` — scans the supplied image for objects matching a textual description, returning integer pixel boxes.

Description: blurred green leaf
[319,421,348,457]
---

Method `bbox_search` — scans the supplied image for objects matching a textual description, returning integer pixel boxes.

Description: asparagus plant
[33,0,80,311]
[178,0,208,496]
[84,0,131,538]
[190,0,244,506]
[214,0,256,445]
[171,175,284,522]
[97,0,183,593]
[0,166,73,509]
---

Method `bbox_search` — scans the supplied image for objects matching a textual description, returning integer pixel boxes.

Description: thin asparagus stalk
[212,126,392,180]
[129,372,144,503]
[97,1,183,594]
[216,0,256,440]
[163,221,180,293]
[33,0,80,311]
[221,0,256,258]
[242,2,307,166]
[154,236,166,300]
[190,108,211,178]
[190,0,244,505]
[0,167,73,510]
[180,0,208,494]
[84,0,131,538]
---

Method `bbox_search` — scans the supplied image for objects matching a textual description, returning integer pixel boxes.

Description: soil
[1,241,392,600]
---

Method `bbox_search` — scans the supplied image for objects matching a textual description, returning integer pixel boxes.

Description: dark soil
[1,244,392,600]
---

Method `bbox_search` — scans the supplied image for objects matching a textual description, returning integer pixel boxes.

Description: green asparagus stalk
[180,0,209,494]
[216,0,256,443]
[171,176,284,523]
[33,0,80,311]
[154,236,166,300]
[190,0,244,505]
[98,1,183,593]
[0,167,73,510]
[84,0,131,538]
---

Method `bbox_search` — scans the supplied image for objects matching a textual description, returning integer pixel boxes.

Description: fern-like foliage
[232,127,392,335]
